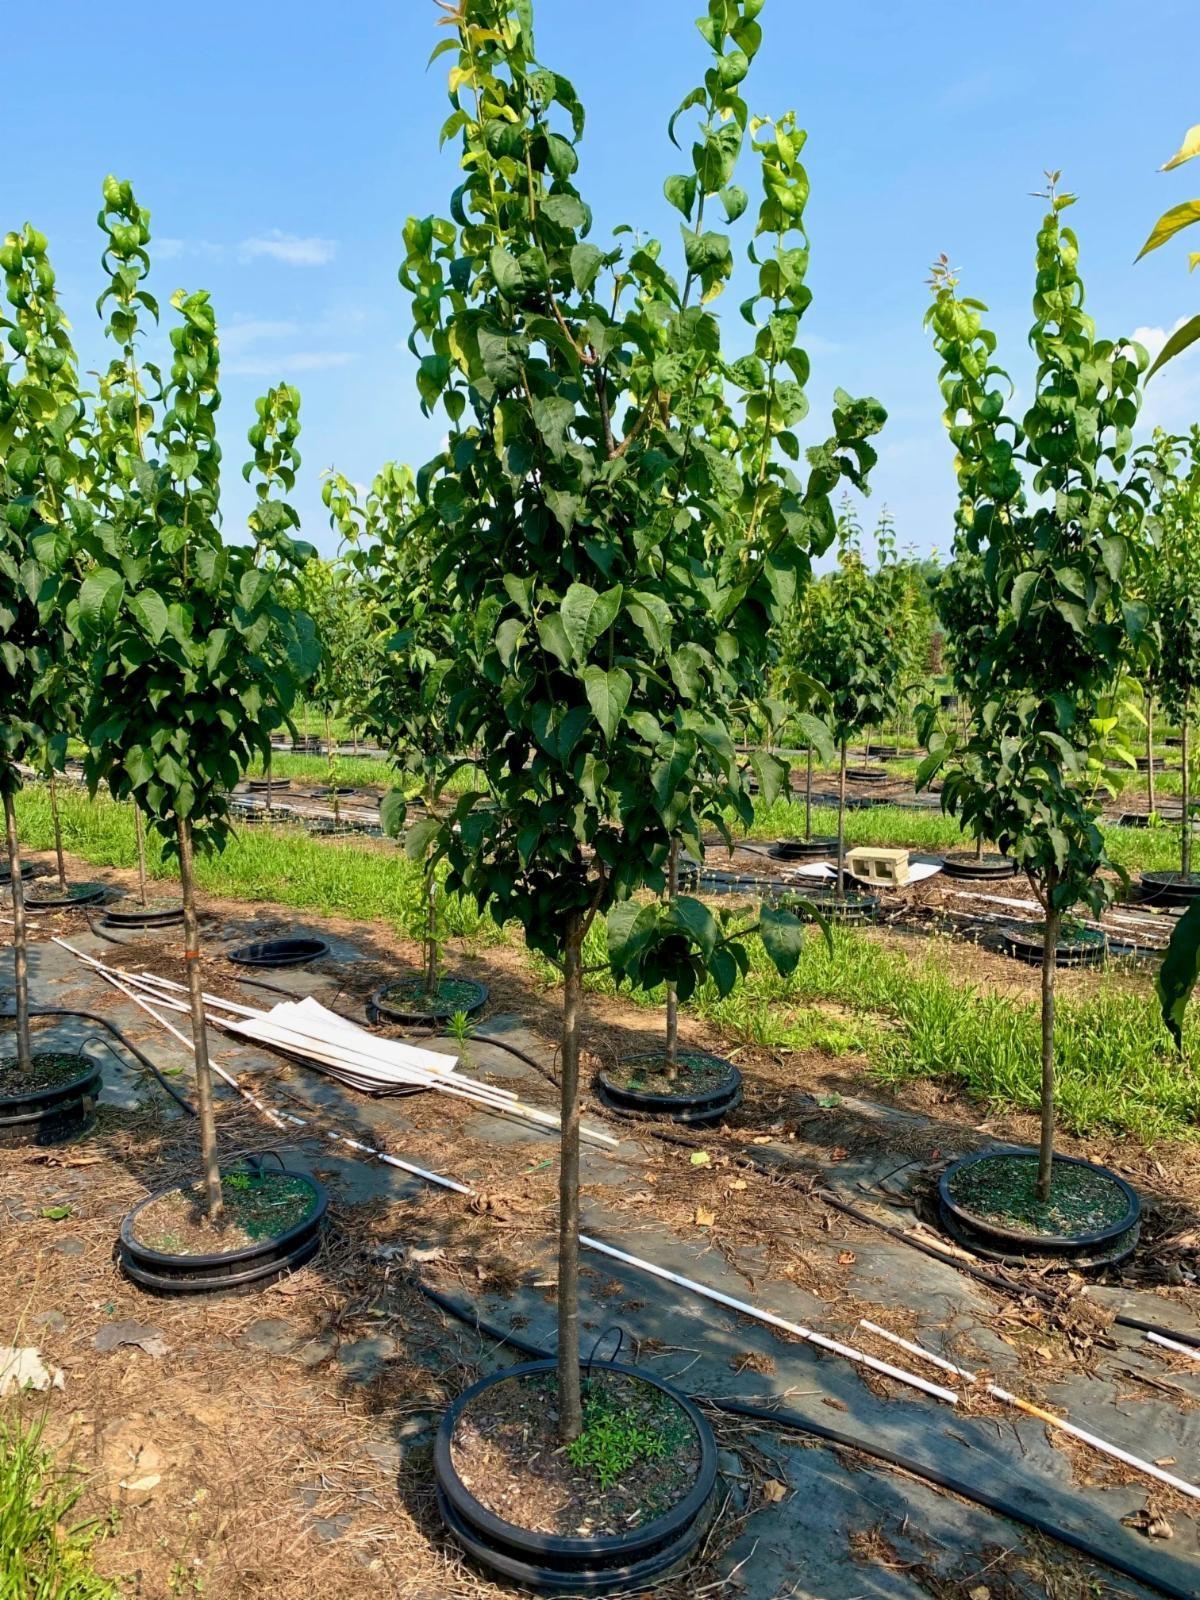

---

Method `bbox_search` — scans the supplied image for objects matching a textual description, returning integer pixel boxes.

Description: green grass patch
[0,1409,121,1598]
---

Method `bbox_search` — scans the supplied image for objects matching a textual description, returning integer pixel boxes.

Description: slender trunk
[48,773,67,891]
[424,778,438,994]
[325,708,340,824]
[665,840,679,1082]
[3,791,32,1071]
[1182,707,1191,881]
[976,831,985,863]
[1035,903,1061,1204]
[557,911,584,1443]
[352,727,359,756]
[836,739,847,897]
[804,746,813,841]
[1146,695,1156,816]
[265,747,273,817]
[177,817,222,1223]
[134,806,148,907]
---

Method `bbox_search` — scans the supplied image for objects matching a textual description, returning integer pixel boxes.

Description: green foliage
[781,499,910,749]
[1141,427,1200,727]
[564,1382,670,1489]
[0,1408,121,1599]
[401,0,883,984]
[77,179,318,855]
[0,223,90,794]
[1137,122,1200,377]
[920,184,1152,917]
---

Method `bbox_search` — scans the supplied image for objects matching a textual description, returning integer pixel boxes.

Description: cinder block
[846,846,911,887]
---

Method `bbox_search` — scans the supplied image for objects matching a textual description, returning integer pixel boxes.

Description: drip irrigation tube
[1,1003,196,1117]
[412,1282,1197,1600]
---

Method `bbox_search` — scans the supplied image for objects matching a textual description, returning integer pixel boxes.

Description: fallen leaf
[829,1147,849,1163]
[728,1179,747,1192]
[751,1135,772,1145]
[1121,1506,1173,1539]
[93,1321,168,1359]
[1155,1457,1178,1467]
[969,1587,990,1600]
[837,1250,856,1266]
[40,1206,71,1221]
[689,1151,711,1167]
[761,1478,788,1503]
[694,1206,717,1228]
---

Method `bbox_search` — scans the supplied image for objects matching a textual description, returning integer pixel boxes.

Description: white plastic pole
[859,1319,1200,1502]
[1145,1330,1200,1361]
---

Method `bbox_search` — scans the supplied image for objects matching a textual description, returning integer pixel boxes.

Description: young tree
[786,501,906,893]
[79,178,316,1219]
[924,184,1152,1202]
[1143,427,1200,877]
[0,223,91,1067]
[402,0,882,1439]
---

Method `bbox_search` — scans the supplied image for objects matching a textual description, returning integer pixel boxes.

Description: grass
[0,1408,120,1598]
[15,782,1200,1143]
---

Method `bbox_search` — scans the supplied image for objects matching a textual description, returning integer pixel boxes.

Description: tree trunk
[665,839,679,1082]
[134,806,148,907]
[325,708,340,825]
[1035,903,1061,1204]
[48,773,67,891]
[424,779,438,994]
[557,911,584,1443]
[804,746,813,841]
[836,738,847,897]
[265,747,273,817]
[976,831,985,863]
[177,816,223,1223]
[1146,695,1156,816]
[3,790,32,1071]
[1182,707,1191,881]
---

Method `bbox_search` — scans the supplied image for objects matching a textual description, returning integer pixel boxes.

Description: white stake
[859,1319,1200,1502]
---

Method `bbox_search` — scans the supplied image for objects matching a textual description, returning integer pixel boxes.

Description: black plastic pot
[846,766,889,784]
[370,976,488,1025]
[769,836,838,861]
[0,861,35,884]
[246,777,290,793]
[1000,923,1107,968]
[24,882,108,911]
[941,851,1017,882]
[435,1359,717,1595]
[118,1166,327,1296]
[786,885,879,925]
[1138,870,1200,906]
[103,899,185,929]
[595,1053,742,1126]
[937,1148,1140,1266]
[866,744,899,760]
[227,936,330,968]
[0,1055,101,1147]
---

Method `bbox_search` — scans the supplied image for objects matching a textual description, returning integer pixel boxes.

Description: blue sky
[5,1,1199,562]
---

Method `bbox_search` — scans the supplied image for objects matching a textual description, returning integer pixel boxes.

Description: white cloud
[218,316,354,377]
[156,237,223,262]
[239,230,338,267]
[1128,316,1200,434]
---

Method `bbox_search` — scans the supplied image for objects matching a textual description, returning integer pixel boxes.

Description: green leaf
[570,243,604,294]
[759,906,806,978]
[128,589,169,645]
[78,568,124,632]
[664,174,697,218]
[404,814,441,861]
[1157,897,1200,1051]
[562,582,622,663]
[583,665,632,742]
[379,789,407,838]
[532,395,576,459]
[667,894,718,958]
[749,750,788,806]
[1136,199,1200,261]
[545,133,578,178]
[489,246,526,301]
[1147,314,1200,379]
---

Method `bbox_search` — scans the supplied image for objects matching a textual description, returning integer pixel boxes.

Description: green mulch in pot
[378,976,482,1015]
[451,1369,699,1537]
[947,1153,1131,1238]
[132,1170,315,1256]
[0,1051,94,1096]
[612,1049,736,1095]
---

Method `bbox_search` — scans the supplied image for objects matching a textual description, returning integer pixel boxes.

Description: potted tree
[922,182,1151,1265]
[79,177,325,1292]
[0,221,104,1143]
[325,463,488,1024]
[402,1,882,1588]
[1139,427,1200,904]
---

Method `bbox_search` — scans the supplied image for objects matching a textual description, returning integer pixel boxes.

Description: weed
[0,1408,121,1598]
[565,1384,672,1490]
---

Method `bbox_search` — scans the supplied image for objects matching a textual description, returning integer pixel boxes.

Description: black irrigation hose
[11,1004,197,1117]
[412,1281,1195,1600]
